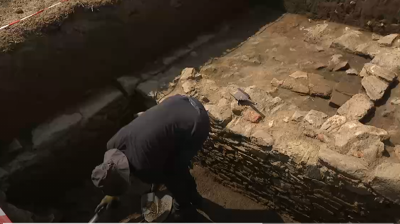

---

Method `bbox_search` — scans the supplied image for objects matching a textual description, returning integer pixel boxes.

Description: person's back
[107,95,209,171]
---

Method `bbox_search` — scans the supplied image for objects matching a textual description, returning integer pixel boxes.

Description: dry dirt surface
[190,165,294,223]
[59,165,294,222]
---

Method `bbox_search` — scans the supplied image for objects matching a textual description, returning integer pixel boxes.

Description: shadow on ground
[189,198,285,223]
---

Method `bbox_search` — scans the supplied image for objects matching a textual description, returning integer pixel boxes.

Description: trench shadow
[180,5,285,69]
[191,198,285,223]
[141,3,286,85]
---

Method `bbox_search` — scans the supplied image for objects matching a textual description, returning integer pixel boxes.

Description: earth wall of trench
[0,0,247,143]
[283,0,400,35]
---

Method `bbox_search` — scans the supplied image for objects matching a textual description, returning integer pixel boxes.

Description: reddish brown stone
[243,110,262,123]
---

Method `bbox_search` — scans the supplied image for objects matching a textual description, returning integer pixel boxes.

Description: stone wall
[190,84,400,222]
[156,65,400,222]
[283,0,400,35]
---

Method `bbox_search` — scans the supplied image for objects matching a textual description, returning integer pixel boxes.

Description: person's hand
[95,195,119,213]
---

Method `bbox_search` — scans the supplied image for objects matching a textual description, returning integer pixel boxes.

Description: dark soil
[0,0,248,143]
[283,0,400,35]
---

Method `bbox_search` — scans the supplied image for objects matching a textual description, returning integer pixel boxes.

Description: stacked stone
[180,72,400,222]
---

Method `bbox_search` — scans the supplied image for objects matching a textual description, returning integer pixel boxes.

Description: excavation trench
[2,0,400,223]
[0,1,285,222]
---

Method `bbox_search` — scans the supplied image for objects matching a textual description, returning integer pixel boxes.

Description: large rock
[356,41,388,58]
[371,51,400,76]
[303,110,328,128]
[333,121,389,149]
[346,136,384,164]
[182,80,196,93]
[291,110,308,122]
[331,30,369,54]
[226,117,256,137]
[361,75,389,101]
[180,67,196,81]
[378,34,399,47]
[320,115,347,133]
[251,129,274,147]
[308,73,334,98]
[371,162,400,204]
[362,63,397,82]
[337,94,374,121]
[318,146,368,180]
[282,77,309,94]
[205,98,232,126]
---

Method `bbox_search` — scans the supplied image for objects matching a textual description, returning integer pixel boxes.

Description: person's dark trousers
[164,162,202,211]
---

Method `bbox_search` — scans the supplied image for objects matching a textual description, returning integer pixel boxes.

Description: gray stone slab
[361,75,389,101]
[378,34,399,46]
[363,63,397,82]
[337,93,374,121]
[371,162,400,204]
[318,146,368,180]
[371,51,400,76]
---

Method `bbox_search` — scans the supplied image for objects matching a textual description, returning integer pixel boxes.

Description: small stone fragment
[291,111,308,122]
[283,117,289,123]
[391,97,400,105]
[180,68,196,81]
[182,80,196,93]
[315,46,324,52]
[268,120,274,128]
[320,115,347,133]
[346,68,358,75]
[243,110,262,123]
[337,94,374,121]
[333,61,350,71]
[271,78,284,87]
[378,34,399,46]
[15,9,23,14]
[303,110,328,128]
[363,63,397,82]
[361,75,389,101]
[289,71,308,79]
